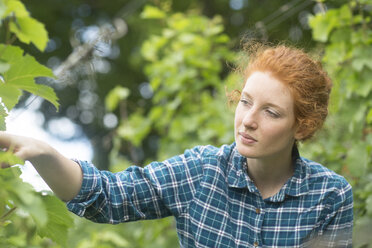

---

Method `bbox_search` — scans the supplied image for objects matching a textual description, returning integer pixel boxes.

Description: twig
[0,206,17,222]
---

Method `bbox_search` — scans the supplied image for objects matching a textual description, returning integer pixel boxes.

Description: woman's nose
[242,109,258,130]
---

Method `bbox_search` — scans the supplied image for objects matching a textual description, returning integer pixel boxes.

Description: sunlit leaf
[105,86,130,111]
[0,61,10,73]
[0,83,22,111]
[118,112,152,146]
[0,166,48,228]
[367,108,372,124]
[140,5,166,19]
[351,46,372,71]
[308,11,338,42]
[0,150,24,166]
[96,231,130,246]
[3,0,48,51]
[3,0,29,18]
[0,103,7,131]
[0,45,59,110]
[0,1,6,19]
[38,195,74,246]
[9,16,49,51]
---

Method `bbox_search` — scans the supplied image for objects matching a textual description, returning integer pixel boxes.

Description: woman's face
[234,71,300,160]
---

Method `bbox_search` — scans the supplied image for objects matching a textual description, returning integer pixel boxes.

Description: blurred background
[3,0,372,247]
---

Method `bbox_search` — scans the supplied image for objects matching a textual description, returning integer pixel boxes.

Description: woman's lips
[239,132,257,145]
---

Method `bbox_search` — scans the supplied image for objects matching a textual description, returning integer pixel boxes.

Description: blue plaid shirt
[67,143,353,247]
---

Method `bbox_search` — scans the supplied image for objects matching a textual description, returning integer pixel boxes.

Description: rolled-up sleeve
[66,147,205,224]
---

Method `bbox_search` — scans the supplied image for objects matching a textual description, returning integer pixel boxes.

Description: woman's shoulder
[300,157,352,193]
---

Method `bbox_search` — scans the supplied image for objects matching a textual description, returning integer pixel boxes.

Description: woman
[0,44,353,247]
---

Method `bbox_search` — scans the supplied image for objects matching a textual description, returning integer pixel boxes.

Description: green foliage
[116,7,235,159]
[140,5,167,19]
[0,44,58,112]
[1,0,49,51]
[307,1,372,247]
[0,0,70,247]
[0,166,74,247]
[37,195,74,245]
[105,86,130,112]
[66,217,178,248]
[0,0,59,122]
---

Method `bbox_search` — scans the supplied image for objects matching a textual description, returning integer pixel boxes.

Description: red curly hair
[233,43,332,141]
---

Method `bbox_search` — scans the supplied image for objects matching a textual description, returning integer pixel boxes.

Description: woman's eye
[266,109,280,118]
[240,99,251,105]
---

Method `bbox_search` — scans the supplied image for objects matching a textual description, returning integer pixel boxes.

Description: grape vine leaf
[0,61,10,73]
[38,195,74,246]
[0,103,7,131]
[0,44,59,111]
[3,0,48,51]
[0,165,48,228]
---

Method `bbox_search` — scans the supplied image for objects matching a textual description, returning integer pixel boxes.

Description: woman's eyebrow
[241,91,286,112]
[241,91,252,98]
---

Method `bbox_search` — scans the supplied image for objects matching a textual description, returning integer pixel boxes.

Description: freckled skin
[234,71,301,163]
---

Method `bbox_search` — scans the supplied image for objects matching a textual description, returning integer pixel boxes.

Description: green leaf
[0,150,24,165]
[367,108,372,124]
[3,0,29,18]
[140,5,166,19]
[366,195,372,216]
[2,47,54,79]
[0,83,22,111]
[94,231,130,247]
[11,80,59,110]
[105,86,130,111]
[118,113,151,146]
[354,216,372,247]
[6,234,27,246]
[308,7,345,42]
[3,0,49,51]
[352,46,372,71]
[0,167,48,228]
[345,142,368,177]
[0,104,6,131]
[9,16,49,51]
[0,1,6,19]
[0,61,10,73]
[0,45,59,110]
[38,195,74,246]
[308,14,332,42]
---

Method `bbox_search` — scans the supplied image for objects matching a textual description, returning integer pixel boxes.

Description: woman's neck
[246,152,294,199]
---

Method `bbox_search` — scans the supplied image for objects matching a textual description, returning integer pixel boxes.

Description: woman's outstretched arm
[0,132,83,202]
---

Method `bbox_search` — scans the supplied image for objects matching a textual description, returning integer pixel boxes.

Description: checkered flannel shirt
[67,143,353,247]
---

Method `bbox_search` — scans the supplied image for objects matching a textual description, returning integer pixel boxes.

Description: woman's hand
[0,132,51,168]
[0,131,83,201]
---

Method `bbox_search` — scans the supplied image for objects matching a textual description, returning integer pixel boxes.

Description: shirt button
[256,208,261,214]
[254,241,259,247]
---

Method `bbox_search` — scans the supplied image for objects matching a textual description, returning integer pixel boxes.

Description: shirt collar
[227,143,310,202]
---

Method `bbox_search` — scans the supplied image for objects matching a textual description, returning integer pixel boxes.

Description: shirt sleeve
[66,146,205,224]
[316,179,354,247]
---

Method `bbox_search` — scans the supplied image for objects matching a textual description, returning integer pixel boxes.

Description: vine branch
[0,206,17,223]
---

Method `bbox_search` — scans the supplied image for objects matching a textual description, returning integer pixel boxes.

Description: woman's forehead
[242,71,294,111]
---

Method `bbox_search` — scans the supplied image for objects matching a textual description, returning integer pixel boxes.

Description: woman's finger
[0,162,11,169]
[0,132,14,149]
